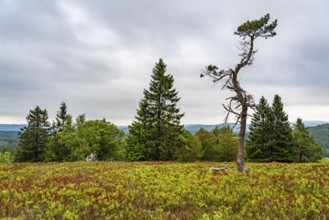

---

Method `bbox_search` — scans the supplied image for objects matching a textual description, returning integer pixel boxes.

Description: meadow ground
[0,161,329,219]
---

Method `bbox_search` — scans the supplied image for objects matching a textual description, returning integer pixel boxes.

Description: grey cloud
[0,0,329,124]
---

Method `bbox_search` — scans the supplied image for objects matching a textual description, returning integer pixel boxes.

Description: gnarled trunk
[237,106,248,172]
[202,14,277,173]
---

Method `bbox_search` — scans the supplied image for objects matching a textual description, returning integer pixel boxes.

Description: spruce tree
[53,101,71,129]
[292,118,323,162]
[270,95,294,162]
[246,96,274,162]
[126,98,152,161]
[14,106,50,162]
[45,102,73,162]
[126,59,184,161]
[247,95,296,162]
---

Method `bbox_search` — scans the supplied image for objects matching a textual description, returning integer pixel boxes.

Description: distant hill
[308,124,329,156]
[115,124,236,134]
[0,124,25,132]
[184,123,239,134]
[0,131,19,139]
[296,121,328,127]
[117,126,129,133]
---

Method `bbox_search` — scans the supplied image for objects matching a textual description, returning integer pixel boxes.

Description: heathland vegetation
[1,162,329,219]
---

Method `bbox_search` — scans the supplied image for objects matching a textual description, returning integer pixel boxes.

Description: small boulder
[86,151,97,162]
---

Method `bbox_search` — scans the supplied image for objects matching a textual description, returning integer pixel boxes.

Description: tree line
[13,59,238,163]
[12,59,324,163]
[247,96,323,162]
[14,104,125,162]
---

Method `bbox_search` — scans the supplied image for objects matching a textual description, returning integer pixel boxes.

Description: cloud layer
[1,0,329,124]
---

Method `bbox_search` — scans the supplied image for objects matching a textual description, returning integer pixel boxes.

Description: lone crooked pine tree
[126,59,184,161]
[201,14,277,172]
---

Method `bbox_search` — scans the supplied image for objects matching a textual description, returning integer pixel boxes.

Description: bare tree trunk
[237,106,247,172]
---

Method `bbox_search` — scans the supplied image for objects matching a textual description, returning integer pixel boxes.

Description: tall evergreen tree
[247,95,295,162]
[53,101,71,129]
[246,96,274,161]
[126,59,184,161]
[126,99,151,161]
[14,106,50,162]
[271,95,294,162]
[45,102,73,162]
[292,118,323,162]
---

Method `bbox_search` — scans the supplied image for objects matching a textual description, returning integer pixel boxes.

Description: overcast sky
[1,0,329,125]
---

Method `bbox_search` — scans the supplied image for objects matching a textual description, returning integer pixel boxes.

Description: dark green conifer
[247,95,295,162]
[126,98,151,161]
[292,118,323,162]
[271,95,294,162]
[53,101,71,129]
[14,106,50,162]
[126,59,184,161]
[45,102,72,162]
[246,96,274,161]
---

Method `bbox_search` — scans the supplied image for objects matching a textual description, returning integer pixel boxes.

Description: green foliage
[195,127,238,162]
[175,129,203,162]
[0,137,18,155]
[0,162,329,219]
[45,116,74,162]
[235,13,278,38]
[195,128,217,161]
[247,96,324,163]
[75,119,125,161]
[45,102,73,162]
[53,101,71,129]
[216,127,238,162]
[0,151,11,163]
[246,97,273,161]
[292,118,324,162]
[126,59,184,161]
[125,99,151,161]
[319,157,329,164]
[247,95,294,162]
[271,95,294,162]
[47,118,125,162]
[14,106,50,162]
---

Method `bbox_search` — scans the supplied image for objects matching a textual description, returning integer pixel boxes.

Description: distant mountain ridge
[0,124,25,132]
[184,123,239,134]
[0,121,328,133]
[183,121,329,134]
[308,124,329,156]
